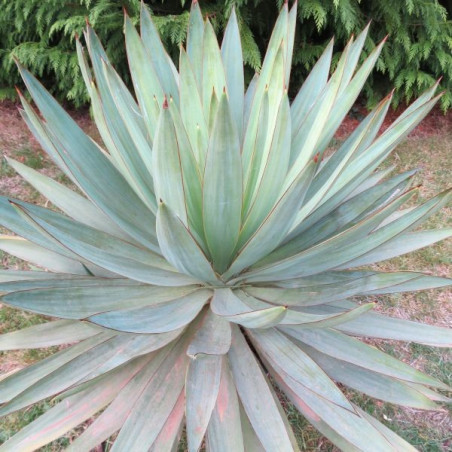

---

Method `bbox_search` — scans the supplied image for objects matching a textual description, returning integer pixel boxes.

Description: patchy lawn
[0,100,450,450]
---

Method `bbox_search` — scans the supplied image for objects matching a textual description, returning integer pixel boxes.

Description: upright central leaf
[203,94,242,274]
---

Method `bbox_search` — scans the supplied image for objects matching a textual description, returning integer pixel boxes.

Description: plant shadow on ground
[0,103,450,450]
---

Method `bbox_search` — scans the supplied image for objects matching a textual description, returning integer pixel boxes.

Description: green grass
[0,123,450,449]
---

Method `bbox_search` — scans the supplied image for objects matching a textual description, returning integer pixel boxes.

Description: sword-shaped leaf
[0,332,115,407]
[110,330,190,451]
[13,201,195,286]
[203,94,242,273]
[18,66,159,251]
[140,4,179,104]
[221,8,244,137]
[67,345,174,451]
[228,326,295,450]
[337,307,452,347]
[2,284,198,318]
[207,358,245,452]
[249,328,352,410]
[179,48,208,166]
[186,0,204,88]
[149,391,185,452]
[157,203,218,284]
[0,320,100,351]
[299,343,439,409]
[186,354,223,452]
[0,356,151,452]
[89,290,212,334]
[124,14,163,141]
[6,157,130,240]
[0,236,86,275]
[282,327,450,389]
[337,228,452,268]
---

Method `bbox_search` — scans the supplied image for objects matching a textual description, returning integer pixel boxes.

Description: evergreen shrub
[0,0,451,109]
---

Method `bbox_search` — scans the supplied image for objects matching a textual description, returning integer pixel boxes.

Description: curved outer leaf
[0,356,151,452]
[0,320,101,351]
[0,331,115,407]
[149,390,185,452]
[67,345,174,451]
[207,358,245,452]
[245,189,450,282]
[203,94,243,273]
[277,168,416,260]
[337,307,452,347]
[13,201,194,287]
[0,277,140,294]
[353,405,418,452]
[0,236,87,275]
[110,328,192,451]
[228,326,296,451]
[299,343,438,409]
[245,271,443,307]
[18,91,79,187]
[0,196,89,264]
[336,228,452,268]
[88,290,212,334]
[18,66,160,252]
[186,354,223,452]
[156,203,219,284]
[211,288,286,329]
[248,328,352,410]
[280,303,374,327]
[0,271,76,284]
[1,284,198,319]
[282,327,450,390]
[6,157,130,241]
[269,364,399,452]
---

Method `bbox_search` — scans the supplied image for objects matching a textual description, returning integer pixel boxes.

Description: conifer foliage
[0,0,452,110]
[1,0,451,109]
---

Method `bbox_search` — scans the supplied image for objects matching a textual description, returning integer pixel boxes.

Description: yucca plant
[0,1,451,450]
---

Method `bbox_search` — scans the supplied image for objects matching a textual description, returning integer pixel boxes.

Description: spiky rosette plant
[0,1,451,450]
